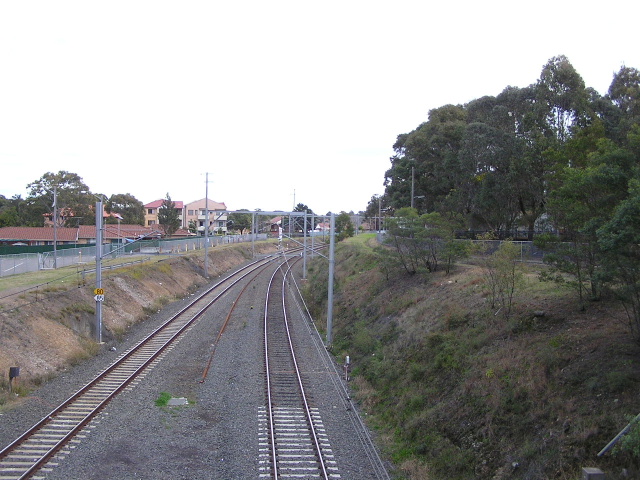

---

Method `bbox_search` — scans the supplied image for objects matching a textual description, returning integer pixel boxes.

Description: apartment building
[143,200,184,228]
[183,198,228,234]
[144,198,227,235]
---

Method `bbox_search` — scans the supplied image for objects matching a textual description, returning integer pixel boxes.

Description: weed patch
[155,391,172,407]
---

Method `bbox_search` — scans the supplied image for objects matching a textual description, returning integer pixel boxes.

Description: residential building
[0,227,79,246]
[144,199,184,228]
[183,198,227,235]
[0,224,191,247]
[43,204,121,228]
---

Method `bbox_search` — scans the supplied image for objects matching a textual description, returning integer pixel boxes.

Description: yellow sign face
[94,288,105,295]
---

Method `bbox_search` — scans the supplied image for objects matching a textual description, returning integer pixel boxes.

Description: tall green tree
[293,203,314,233]
[107,193,145,225]
[455,120,521,235]
[26,171,92,226]
[0,195,26,227]
[157,193,181,236]
[228,210,253,234]
[607,66,640,143]
[535,55,591,143]
[598,178,640,342]
[335,211,354,241]
[542,139,634,302]
[385,105,467,213]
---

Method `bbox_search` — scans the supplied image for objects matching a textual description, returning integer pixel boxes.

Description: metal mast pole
[302,212,307,279]
[311,213,315,258]
[95,199,103,343]
[204,173,209,278]
[251,212,255,258]
[326,213,335,346]
[53,185,58,269]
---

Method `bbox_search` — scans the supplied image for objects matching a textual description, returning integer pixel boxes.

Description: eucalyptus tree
[606,66,640,144]
[335,211,354,241]
[384,208,467,275]
[228,209,253,234]
[26,171,92,226]
[106,193,145,225]
[364,194,389,230]
[535,55,591,144]
[455,112,521,236]
[543,138,635,303]
[0,195,20,227]
[292,203,313,233]
[384,104,467,213]
[598,178,640,341]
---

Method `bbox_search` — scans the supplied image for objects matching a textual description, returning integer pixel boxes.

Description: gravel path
[0,259,393,480]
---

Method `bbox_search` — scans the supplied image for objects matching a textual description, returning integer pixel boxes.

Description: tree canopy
[157,193,181,236]
[382,56,640,339]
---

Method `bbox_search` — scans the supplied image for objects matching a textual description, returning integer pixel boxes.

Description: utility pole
[302,211,307,279]
[95,198,103,343]
[53,185,58,269]
[204,173,210,278]
[326,213,335,346]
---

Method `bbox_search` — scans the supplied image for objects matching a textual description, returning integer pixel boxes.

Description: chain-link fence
[375,233,549,264]
[0,234,268,278]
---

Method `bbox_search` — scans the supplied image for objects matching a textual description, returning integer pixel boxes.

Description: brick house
[0,227,79,246]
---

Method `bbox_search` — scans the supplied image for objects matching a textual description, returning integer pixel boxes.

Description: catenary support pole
[326,213,335,346]
[303,212,307,279]
[204,174,209,278]
[95,199,103,343]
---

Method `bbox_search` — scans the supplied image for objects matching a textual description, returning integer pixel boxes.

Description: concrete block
[582,467,605,480]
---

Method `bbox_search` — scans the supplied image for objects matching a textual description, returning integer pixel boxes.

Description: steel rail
[0,251,287,480]
[263,254,331,480]
[285,265,391,480]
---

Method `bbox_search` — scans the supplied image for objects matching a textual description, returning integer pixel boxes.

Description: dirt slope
[0,243,277,390]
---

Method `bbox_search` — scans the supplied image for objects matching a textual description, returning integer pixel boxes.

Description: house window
[218,221,224,227]
[188,209,194,216]
[148,208,154,214]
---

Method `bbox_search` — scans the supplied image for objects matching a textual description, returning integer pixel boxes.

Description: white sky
[1,1,638,215]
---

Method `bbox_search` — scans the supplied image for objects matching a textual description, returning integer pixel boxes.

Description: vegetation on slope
[0,242,277,408]
[304,234,640,480]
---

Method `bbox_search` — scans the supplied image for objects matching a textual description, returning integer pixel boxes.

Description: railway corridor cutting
[0,249,390,480]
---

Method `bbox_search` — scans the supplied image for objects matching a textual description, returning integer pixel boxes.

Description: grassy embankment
[303,234,640,480]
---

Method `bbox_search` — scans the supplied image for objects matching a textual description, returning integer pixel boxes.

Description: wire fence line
[375,233,549,264]
[0,234,268,278]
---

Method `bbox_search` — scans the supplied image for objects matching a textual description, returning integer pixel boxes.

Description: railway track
[0,241,391,479]
[0,250,293,480]
[261,259,340,479]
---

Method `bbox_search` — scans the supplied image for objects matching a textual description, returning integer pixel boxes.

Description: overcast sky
[1,1,638,215]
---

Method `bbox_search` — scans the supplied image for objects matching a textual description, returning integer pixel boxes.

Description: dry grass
[309,235,640,480]
[0,242,279,410]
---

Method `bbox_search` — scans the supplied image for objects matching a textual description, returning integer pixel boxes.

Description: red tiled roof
[185,198,227,210]
[78,225,161,240]
[144,199,184,209]
[0,227,78,242]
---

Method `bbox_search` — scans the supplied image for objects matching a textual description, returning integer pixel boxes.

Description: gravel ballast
[0,260,391,479]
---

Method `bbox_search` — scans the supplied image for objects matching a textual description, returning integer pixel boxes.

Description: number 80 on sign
[94,288,105,302]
